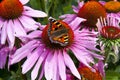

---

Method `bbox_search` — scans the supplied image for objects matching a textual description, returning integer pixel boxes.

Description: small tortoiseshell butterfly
[48,17,69,46]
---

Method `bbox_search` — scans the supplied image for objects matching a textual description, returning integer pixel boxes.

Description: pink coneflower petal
[38,65,44,80]
[12,49,30,64]
[70,46,93,67]
[52,53,58,80]
[22,47,41,74]
[12,40,37,59]
[59,14,77,23]
[19,0,29,5]
[23,6,47,17]
[13,19,27,36]
[72,5,79,13]
[44,51,54,80]
[1,21,7,45]
[7,20,15,49]
[0,18,4,29]
[63,50,81,79]
[26,30,42,39]
[19,16,39,30]
[31,47,47,80]
[0,50,7,69]
[58,51,66,80]
[72,1,84,13]
[69,17,86,30]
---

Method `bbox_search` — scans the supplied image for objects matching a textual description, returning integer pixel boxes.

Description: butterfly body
[48,17,69,46]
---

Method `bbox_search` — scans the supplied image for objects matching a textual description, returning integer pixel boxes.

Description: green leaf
[106,71,120,80]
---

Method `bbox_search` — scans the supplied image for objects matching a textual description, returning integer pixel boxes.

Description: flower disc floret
[104,1,120,13]
[0,0,23,19]
[78,1,106,27]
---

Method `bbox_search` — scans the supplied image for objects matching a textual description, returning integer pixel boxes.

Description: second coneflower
[96,16,120,63]
[60,1,106,31]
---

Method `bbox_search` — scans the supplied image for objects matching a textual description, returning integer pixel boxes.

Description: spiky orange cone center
[104,1,120,13]
[78,1,106,28]
[0,0,23,19]
[78,66,102,80]
[101,26,120,39]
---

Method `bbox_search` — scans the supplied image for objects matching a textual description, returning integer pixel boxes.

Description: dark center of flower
[0,0,3,2]
[0,0,23,19]
[42,20,74,49]
[78,1,106,30]
[104,1,120,13]
[78,66,102,80]
[101,26,120,39]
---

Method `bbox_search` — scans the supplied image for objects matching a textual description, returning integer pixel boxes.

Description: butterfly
[48,17,69,46]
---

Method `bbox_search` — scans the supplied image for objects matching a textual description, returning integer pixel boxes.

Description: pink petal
[0,51,7,69]
[7,20,15,49]
[27,30,42,39]
[59,14,77,23]
[11,50,30,64]
[63,50,81,79]
[38,65,44,80]
[0,18,4,29]
[52,52,58,80]
[70,46,92,67]
[19,16,39,31]
[14,40,37,57]
[72,5,79,13]
[58,51,66,80]
[31,47,47,80]
[22,48,40,74]
[69,17,86,30]
[44,51,54,80]
[13,19,27,36]
[1,21,7,45]
[19,0,29,4]
[23,6,47,17]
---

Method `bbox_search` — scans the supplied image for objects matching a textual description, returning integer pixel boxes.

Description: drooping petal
[13,19,27,36]
[59,14,77,23]
[6,20,15,49]
[0,49,8,69]
[52,52,58,80]
[0,18,4,29]
[69,17,86,30]
[11,49,30,64]
[19,0,29,5]
[19,15,39,31]
[23,6,47,17]
[26,30,42,39]
[58,51,66,80]
[22,47,40,74]
[44,51,54,80]
[13,40,37,57]
[63,50,81,79]
[70,46,92,68]
[31,47,47,80]
[1,21,7,45]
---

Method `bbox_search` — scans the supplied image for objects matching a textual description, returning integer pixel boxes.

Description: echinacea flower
[0,0,47,49]
[11,17,103,80]
[96,16,120,63]
[60,0,106,31]
[101,0,120,18]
